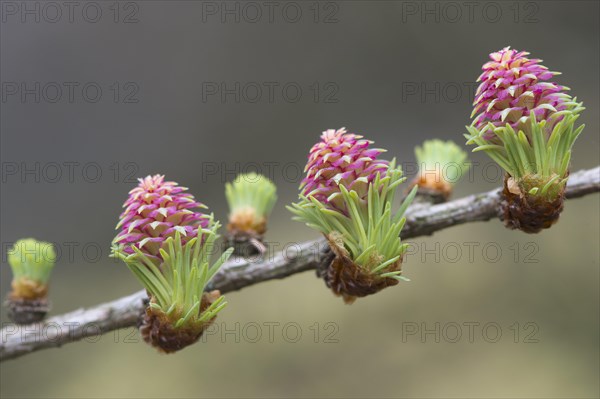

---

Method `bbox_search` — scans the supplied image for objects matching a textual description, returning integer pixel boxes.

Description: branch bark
[1,166,598,361]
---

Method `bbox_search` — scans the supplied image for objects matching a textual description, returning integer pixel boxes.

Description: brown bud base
[412,186,450,205]
[4,296,50,324]
[224,230,266,257]
[228,209,267,236]
[410,174,452,204]
[316,236,401,304]
[500,175,565,234]
[139,291,221,353]
[11,278,48,300]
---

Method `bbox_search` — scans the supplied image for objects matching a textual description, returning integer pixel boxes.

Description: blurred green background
[1,1,598,398]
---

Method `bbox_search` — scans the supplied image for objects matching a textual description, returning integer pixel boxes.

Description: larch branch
[1,166,598,361]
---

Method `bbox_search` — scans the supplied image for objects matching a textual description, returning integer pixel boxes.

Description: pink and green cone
[113,175,211,264]
[465,47,585,233]
[111,175,232,352]
[472,47,573,139]
[300,128,389,214]
[290,129,416,303]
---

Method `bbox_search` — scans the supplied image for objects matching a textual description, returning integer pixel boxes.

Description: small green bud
[7,238,56,285]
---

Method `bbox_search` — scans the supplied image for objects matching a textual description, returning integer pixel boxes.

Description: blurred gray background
[1,1,599,398]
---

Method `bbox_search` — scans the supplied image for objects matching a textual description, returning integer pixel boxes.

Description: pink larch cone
[297,129,402,303]
[472,46,571,139]
[113,175,210,264]
[469,47,583,233]
[300,128,389,213]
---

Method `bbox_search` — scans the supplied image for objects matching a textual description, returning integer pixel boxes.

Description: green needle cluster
[288,161,416,282]
[7,238,56,285]
[225,173,277,219]
[112,217,233,329]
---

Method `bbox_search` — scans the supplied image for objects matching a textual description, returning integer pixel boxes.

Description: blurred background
[1,1,598,398]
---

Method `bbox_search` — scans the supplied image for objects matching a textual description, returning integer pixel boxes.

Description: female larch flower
[113,175,210,263]
[112,175,232,353]
[4,238,56,324]
[290,129,416,304]
[300,128,389,214]
[472,47,572,138]
[466,47,585,233]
